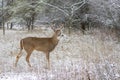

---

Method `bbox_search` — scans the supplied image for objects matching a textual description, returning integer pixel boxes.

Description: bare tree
[2,0,5,35]
[38,0,87,35]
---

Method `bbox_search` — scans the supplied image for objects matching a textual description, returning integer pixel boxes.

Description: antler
[50,23,56,31]
[57,24,64,30]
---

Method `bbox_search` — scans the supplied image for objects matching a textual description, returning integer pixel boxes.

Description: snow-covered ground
[0,28,120,80]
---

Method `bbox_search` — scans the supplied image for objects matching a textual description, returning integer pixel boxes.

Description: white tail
[15,24,64,69]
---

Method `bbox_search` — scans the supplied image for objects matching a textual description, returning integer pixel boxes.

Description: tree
[40,0,88,35]
[88,0,120,41]
[5,0,40,31]
[1,0,5,35]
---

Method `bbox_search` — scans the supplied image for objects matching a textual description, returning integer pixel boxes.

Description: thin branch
[70,0,86,16]
[72,19,81,22]
[71,0,84,8]
[74,0,86,11]
[116,4,120,8]
[38,1,69,16]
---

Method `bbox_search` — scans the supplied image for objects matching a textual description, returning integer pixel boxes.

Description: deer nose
[61,34,64,37]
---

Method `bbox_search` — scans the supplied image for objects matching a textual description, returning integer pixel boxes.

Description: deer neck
[51,34,59,45]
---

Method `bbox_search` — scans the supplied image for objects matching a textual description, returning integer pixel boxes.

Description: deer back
[22,36,59,52]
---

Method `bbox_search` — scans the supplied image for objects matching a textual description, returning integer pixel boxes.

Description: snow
[0,28,120,80]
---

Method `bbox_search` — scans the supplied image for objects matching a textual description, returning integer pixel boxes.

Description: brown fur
[15,25,63,69]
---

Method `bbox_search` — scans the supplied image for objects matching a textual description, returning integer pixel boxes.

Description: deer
[15,24,64,69]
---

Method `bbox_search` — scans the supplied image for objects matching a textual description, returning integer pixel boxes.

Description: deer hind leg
[25,48,33,67]
[15,49,23,67]
[46,52,50,69]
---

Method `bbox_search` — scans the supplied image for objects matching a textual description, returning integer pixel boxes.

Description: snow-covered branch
[71,1,84,8]
[73,0,86,12]
[38,1,69,16]
[70,0,86,16]
[36,0,87,17]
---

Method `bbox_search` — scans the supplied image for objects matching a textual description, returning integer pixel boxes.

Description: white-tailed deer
[15,24,64,69]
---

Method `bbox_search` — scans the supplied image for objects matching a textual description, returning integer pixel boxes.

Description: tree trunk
[27,22,31,31]
[2,0,5,35]
[68,17,72,36]
[10,22,13,29]
[31,12,36,30]
[26,18,31,31]
[2,17,5,35]
[31,17,34,30]
[7,23,9,29]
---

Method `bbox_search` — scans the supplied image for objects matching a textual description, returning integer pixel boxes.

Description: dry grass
[0,27,120,80]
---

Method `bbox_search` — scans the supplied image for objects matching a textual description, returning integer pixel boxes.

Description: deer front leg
[26,53,32,67]
[25,48,33,67]
[46,52,50,69]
